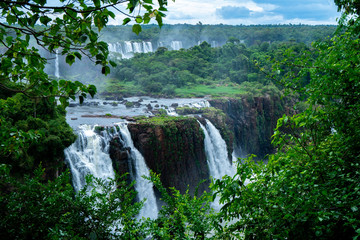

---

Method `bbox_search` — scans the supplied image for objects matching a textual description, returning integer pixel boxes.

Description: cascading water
[64,125,116,192]
[124,41,133,53]
[55,49,60,78]
[199,119,235,179]
[199,119,235,210]
[143,42,153,53]
[116,123,158,219]
[171,41,183,50]
[132,42,142,53]
[64,124,158,219]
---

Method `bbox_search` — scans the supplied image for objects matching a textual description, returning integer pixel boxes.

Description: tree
[212,2,360,239]
[0,0,170,172]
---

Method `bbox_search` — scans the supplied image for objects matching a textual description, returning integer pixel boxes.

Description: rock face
[209,95,288,159]
[127,118,210,195]
[109,137,134,185]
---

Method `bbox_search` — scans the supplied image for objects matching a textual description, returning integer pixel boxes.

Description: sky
[45,0,341,25]
[161,0,340,25]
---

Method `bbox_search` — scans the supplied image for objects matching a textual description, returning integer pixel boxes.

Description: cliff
[209,95,289,159]
[109,117,210,195]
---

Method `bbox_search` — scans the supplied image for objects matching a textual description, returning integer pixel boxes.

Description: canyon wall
[209,95,289,159]
[110,118,210,195]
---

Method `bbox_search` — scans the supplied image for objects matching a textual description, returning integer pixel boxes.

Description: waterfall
[124,41,133,53]
[64,124,158,219]
[143,42,153,53]
[198,119,235,210]
[199,119,235,180]
[170,41,183,50]
[116,123,158,219]
[64,125,116,193]
[55,49,60,78]
[132,42,142,53]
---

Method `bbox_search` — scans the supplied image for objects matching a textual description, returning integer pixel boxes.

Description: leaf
[101,66,110,75]
[123,17,131,25]
[156,14,163,28]
[74,52,82,60]
[135,16,143,23]
[65,54,75,65]
[132,24,142,35]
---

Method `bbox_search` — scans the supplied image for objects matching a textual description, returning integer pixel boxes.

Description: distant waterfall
[55,49,60,78]
[64,125,116,192]
[166,99,211,116]
[199,119,235,180]
[116,123,158,219]
[143,42,153,53]
[170,41,183,50]
[64,124,158,219]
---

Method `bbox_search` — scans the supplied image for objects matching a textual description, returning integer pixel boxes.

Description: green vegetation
[1,0,360,239]
[137,115,189,126]
[102,35,312,98]
[211,3,360,238]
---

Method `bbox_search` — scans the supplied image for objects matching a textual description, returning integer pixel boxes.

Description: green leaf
[93,0,100,8]
[123,17,131,25]
[74,52,82,60]
[132,24,142,35]
[135,16,143,23]
[40,16,52,25]
[101,66,110,75]
[65,54,75,65]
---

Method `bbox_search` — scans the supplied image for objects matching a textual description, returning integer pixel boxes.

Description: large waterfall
[64,125,116,192]
[116,123,158,219]
[65,124,158,219]
[199,119,235,179]
[108,40,221,58]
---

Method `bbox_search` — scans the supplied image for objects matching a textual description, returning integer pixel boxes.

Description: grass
[175,84,247,98]
[137,115,189,125]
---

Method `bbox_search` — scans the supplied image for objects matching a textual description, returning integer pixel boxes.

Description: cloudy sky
[162,0,340,25]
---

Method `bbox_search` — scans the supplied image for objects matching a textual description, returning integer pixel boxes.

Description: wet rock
[128,118,209,195]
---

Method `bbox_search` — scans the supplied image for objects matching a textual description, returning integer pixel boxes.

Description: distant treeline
[100,24,336,46]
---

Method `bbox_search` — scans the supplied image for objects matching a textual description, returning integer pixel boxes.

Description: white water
[55,49,60,78]
[198,119,235,210]
[199,119,235,179]
[64,125,116,192]
[116,123,158,219]
[166,99,211,116]
[64,124,158,219]
[171,41,183,50]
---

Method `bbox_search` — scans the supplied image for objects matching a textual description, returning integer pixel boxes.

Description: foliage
[212,13,360,240]
[0,165,144,239]
[102,32,317,98]
[145,171,217,240]
[0,93,76,176]
[0,0,170,174]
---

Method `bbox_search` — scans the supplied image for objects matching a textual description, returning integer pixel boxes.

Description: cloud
[252,0,339,20]
[216,6,252,19]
